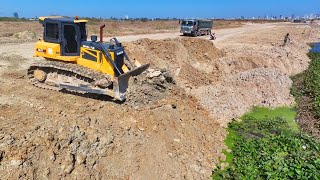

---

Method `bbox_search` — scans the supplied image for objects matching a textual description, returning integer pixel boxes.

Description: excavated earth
[0,54,225,179]
[125,24,316,127]
[0,22,319,179]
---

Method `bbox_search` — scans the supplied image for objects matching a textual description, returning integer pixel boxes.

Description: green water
[222,106,298,164]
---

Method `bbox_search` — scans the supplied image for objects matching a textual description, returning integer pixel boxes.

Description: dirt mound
[0,96,225,179]
[125,35,309,90]
[125,38,225,87]
[191,68,294,126]
[13,31,37,40]
[124,34,309,128]
[126,68,175,107]
[216,41,310,78]
[0,31,37,44]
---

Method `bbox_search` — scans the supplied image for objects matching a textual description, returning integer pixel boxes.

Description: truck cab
[180,20,197,36]
[180,19,212,37]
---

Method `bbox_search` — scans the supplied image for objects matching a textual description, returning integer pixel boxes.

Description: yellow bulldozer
[27,16,149,101]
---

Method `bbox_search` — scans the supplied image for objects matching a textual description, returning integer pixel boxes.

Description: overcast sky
[0,0,319,18]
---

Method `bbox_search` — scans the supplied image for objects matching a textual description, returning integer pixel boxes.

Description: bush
[213,115,320,179]
[0,17,29,22]
[305,52,320,116]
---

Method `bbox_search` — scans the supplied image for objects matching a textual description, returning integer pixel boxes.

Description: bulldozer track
[27,60,112,93]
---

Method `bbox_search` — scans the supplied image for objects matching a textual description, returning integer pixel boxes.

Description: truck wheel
[193,31,198,37]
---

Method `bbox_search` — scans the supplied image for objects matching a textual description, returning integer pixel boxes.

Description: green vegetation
[290,51,320,139]
[214,52,320,179]
[291,52,320,113]
[0,17,30,22]
[245,107,298,132]
[304,52,320,116]
[213,107,320,179]
[290,72,306,103]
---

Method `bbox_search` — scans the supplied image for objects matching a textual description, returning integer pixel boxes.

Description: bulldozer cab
[40,17,87,56]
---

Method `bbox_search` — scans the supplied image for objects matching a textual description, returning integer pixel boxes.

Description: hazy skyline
[0,0,319,19]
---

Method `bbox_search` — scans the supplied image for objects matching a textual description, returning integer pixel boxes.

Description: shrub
[305,52,320,116]
[213,115,320,179]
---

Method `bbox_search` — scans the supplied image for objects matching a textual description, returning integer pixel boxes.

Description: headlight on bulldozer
[37,48,46,53]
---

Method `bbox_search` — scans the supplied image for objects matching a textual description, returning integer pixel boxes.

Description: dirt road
[0,23,276,59]
[0,22,318,179]
[107,23,277,43]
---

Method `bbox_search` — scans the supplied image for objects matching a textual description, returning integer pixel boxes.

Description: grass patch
[213,107,320,179]
[222,130,238,164]
[290,72,307,103]
[244,107,298,132]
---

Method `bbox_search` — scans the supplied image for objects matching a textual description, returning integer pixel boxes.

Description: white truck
[180,19,213,37]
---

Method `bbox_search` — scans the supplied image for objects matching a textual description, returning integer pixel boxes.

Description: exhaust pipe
[100,24,106,42]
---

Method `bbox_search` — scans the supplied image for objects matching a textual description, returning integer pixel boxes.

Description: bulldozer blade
[113,64,150,101]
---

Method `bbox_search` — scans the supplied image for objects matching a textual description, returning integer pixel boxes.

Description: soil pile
[124,27,312,127]
[191,68,294,127]
[13,31,37,40]
[217,42,310,77]
[0,31,38,44]
[126,68,175,107]
[125,38,225,87]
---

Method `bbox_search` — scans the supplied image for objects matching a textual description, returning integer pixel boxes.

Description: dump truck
[27,16,149,101]
[180,19,213,37]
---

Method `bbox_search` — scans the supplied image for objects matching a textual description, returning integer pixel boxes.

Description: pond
[310,42,320,52]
